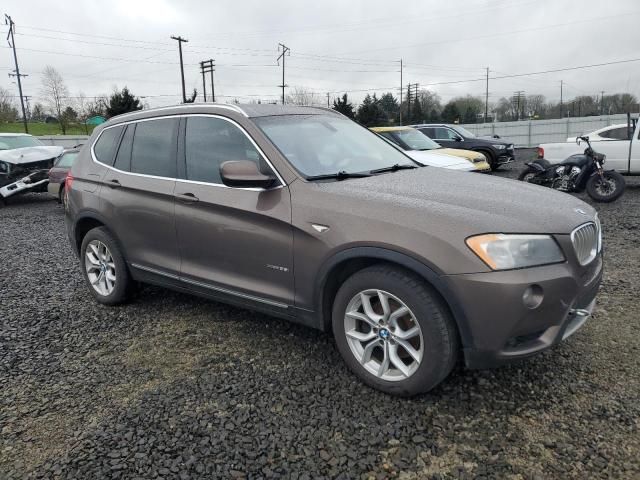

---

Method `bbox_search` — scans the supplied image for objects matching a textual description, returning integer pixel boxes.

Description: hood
[439,148,484,161]
[308,166,595,236]
[0,146,64,165]
[404,149,474,170]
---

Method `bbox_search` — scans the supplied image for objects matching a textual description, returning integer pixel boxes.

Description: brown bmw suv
[65,104,603,396]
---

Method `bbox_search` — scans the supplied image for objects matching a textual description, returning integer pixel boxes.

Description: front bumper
[445,251,602,369]
[495,146,515,165]
[0,170,49,199]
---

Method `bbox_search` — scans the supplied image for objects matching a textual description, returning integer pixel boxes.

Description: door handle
[175,192,199,203]
[106,179,121,188]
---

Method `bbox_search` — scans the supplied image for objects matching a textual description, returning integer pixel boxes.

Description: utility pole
[399,59,403,125]
[513,91,525,121]
[170,35,189,103]
[600,90,605,115]
[200,61,207,102]
[406,83,419,122]
[560,80,563,118]
[200,59,215,102]
[277,43,290,105]
[484,67,489,123]
[5,14,28,133]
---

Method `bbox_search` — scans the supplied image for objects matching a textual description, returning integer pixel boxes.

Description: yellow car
[371,126,491,172]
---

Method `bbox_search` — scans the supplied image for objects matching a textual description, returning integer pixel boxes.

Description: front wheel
[586,171,625,203]
[331,265,458,397]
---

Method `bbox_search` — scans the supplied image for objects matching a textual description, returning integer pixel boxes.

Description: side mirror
[454,135,463,142]
[220,160,277,189]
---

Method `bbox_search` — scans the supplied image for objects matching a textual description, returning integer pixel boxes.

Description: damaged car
[0,133,64,204]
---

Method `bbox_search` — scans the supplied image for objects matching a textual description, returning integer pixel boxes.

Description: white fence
[459,114,631,147]
[37,135,89,148]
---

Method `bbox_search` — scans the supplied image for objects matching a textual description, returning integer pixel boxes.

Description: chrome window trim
[130,262,289,309]
[90,113,285,191]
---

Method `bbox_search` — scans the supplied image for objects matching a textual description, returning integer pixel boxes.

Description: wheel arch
[316,246,473,348]
[73,212,124,257]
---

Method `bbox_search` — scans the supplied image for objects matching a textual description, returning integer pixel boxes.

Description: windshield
[0,136,44,150]
[55,151,79,167]
[254,114,415,177]
[452,125,476,138]
[390,129,441,151]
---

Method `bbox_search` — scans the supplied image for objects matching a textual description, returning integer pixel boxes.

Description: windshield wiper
[369,163,418,174]
[306,170,372,181]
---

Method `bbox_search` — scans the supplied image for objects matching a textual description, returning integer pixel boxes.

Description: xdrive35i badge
[266,264,289,272]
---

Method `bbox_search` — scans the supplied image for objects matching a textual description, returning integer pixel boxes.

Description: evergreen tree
[441,102,460,123]
[332,93,355,119]
[356,94,384,126]
[463,108,476,124]
[411,98,424,123]
[378,92,399,124]
[106,87,143,118]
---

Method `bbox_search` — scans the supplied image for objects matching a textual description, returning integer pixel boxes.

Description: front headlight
[492,144,506,150]
[466,234,565,270]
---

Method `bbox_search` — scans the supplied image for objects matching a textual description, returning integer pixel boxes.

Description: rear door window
[184,116,265,184]
[131,118,178,178]
[93,126,124,165]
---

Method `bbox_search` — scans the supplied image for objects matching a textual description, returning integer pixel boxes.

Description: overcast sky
[2,0,640,110]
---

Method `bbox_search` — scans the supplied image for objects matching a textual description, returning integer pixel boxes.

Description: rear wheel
[586,171,625,203]
[518,168,538,183]
[332,265,458,397]
[80,227,132,305]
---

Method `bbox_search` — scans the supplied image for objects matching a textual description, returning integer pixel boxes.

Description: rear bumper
[445,253,602,369]
[47,181,61,198]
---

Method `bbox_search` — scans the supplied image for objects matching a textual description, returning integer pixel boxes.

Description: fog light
[522,285,543,309]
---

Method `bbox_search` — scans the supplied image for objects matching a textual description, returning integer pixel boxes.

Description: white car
[0,133,64,201]
[538,120,639,174]
[373,131,476,171]
[566,124,633,142]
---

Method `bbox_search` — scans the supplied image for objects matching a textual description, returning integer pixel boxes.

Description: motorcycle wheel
[518,168,538,183]
[586,171,625,203]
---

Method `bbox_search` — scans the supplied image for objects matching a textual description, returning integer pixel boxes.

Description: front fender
[315,246,474,348]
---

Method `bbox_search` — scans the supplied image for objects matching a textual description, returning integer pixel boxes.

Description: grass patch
[0,122,96,135]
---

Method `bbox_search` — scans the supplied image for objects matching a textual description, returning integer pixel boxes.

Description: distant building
[86,115,106,125]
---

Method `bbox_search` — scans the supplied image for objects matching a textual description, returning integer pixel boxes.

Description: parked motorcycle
[519,135,625,202]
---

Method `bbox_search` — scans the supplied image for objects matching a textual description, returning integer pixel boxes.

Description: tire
[518,168,538,182]
[331,264,458,397]
[80,226,132,305]
[58,183,65,205]
[586,171,625,203]
[477,150,498,171]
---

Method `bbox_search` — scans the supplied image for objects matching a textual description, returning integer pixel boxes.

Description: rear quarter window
[93,126,124,165]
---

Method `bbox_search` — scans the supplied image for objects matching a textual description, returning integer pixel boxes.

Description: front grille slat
[571,222,598,266]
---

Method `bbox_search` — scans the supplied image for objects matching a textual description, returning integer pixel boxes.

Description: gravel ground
[1,151,639,479]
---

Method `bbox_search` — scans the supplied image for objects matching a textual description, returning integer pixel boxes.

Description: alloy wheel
[594,176,616,197]
[85,240,116,296]
[343,289,424,381]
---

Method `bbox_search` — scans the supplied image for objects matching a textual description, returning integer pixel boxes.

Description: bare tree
[286,86,319,106]
[0,87,18,122]
[41,65,70,134]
